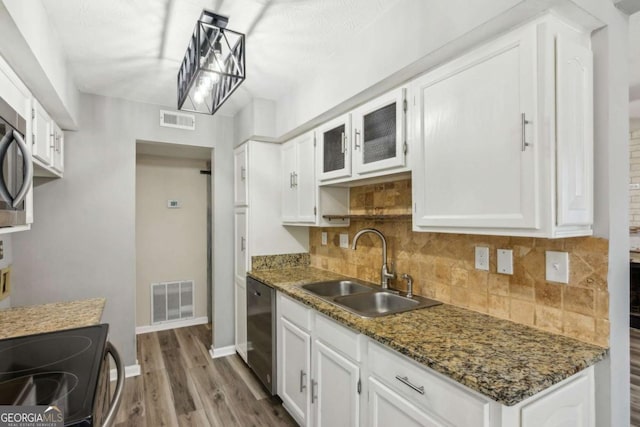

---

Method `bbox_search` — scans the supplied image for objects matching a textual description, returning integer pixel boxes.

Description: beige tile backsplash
[310,179,609,347]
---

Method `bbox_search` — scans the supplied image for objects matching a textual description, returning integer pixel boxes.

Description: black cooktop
[0,324,109,425]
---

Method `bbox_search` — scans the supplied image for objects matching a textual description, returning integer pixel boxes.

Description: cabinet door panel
[281,141,298,222]
[296,132,316,222]
[280,317,311,425]
[234,144,248,206]
[368,377,446,427]
[521,373,592,427]
[556,36,593,227]
[313,339,359,427]
[32,100,52,165]
[234,209,248,282]
[413,29,537,229]
[235,280,247,361]
[318,114,351,181]
[353,88,405,175]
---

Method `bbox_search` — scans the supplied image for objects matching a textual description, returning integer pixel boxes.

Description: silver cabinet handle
[240,166,246,180]
[293,172,298,187]
[241,236,246,251]
[289,172,294,188]
[340,132,346,154]
[395,375,424,395]
[354,129,361,150]
[311,379,318,403]
[300,370,306,392]
[521,113,531,151]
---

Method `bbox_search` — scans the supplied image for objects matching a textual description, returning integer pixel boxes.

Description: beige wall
[136,154,209,327]
[310,179,609,347]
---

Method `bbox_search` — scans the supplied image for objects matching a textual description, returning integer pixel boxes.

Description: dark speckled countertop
[249,267,608,406]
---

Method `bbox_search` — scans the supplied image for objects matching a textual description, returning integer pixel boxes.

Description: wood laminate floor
[113,324,297,427]
[632,328,640,427]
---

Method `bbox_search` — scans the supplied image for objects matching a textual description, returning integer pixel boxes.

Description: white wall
[212,117,235,350]
[0,0,80,129]
[234,98,277,145]
[11,93,226,366]
[0,236,13,310]
[135,155,209,327]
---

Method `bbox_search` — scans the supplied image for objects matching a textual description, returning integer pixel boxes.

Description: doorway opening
[134,140,213,341]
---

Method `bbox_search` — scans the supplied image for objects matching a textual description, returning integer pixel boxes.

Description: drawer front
[277,292,312,331]
[368,341,491,427]
[315,313,361,361]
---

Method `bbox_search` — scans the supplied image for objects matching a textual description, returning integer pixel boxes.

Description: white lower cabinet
[280,317,311,425]
[277,293,361,427]
[234,279,247,361]
[276,292,596,427]
[312,340,359,427]
[368,377,444,427]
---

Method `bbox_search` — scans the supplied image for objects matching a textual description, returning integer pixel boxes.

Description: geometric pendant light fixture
[177,9,246,115]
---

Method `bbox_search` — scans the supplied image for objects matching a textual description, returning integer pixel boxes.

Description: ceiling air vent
[160,110,196,130]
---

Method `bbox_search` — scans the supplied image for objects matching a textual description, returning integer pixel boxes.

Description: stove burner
[0,336,92,375]
[0,371,79,407]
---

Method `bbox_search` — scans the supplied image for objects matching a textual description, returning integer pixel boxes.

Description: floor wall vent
[160,110,196,130]
[151,280,194,324]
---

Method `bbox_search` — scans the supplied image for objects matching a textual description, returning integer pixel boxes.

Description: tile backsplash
[310,179,609,347]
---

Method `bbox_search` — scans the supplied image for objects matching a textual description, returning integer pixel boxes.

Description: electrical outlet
[497,249,513,275]
[546,251,569,284]
[339,233,349,249]
[321,232,328,246]
[475,247,489,271]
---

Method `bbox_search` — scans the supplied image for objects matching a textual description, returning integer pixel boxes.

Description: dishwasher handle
[102,342,125,427]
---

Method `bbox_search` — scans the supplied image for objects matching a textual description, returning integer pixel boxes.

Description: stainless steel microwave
[0,95,32,227]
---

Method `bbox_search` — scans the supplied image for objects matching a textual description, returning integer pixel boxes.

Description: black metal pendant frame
[177,10,246,115]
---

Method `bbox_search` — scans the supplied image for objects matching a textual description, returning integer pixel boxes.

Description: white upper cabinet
[31,98,64,178]
[281,133,349,227]
[51,121,64,174]
[318,113,351,181]
[352,88,406,176]
[411,17,593,238]
[32,99,53,166]
[233,144,248,206]
[282,131,316,224]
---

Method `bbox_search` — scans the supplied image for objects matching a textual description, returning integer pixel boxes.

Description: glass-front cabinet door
[317,113,351,181]
[352,88,406,175]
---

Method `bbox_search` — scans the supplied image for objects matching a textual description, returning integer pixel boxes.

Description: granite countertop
[249,267,608,406]
[0,298,106,340]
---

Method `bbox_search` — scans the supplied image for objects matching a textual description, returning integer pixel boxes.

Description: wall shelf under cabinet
[322,214,412,221]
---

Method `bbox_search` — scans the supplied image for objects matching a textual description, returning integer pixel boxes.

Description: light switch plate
[339,233,349,249]
[321,232,328,246]
[546,251,569,284]
[497,249,513,275]
[475,247,489,271]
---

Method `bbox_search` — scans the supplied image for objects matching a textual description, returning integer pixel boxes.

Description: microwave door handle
[0,131,14,205]
[10,130,32,208]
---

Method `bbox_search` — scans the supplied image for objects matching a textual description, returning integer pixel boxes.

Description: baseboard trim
[110,363,141,382]
[135,316,209,334]
[209,345,236,359]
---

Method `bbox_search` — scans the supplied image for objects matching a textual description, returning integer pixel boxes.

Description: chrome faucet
[351,228,395,289]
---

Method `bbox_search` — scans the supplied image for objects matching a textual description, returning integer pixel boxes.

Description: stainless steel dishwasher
[246,276,277,395]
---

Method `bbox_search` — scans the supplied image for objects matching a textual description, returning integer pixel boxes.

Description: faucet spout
[351,228,395,289]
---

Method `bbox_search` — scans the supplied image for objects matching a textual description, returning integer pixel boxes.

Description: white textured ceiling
[41,0,401,115]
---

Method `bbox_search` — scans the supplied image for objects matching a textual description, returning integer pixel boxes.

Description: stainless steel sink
[334,292,440,317]
[300,280,374,297]
[298,279,442,317]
